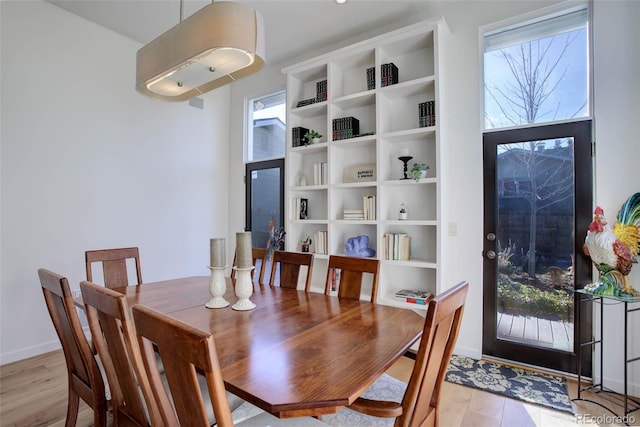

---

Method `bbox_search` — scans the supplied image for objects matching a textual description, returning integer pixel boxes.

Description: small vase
[313,137,321,144]
[301,243,310,252]
[296,172,308,186]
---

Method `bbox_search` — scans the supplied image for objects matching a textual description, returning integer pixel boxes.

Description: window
[247,91,286,161]
[483,6,589,129]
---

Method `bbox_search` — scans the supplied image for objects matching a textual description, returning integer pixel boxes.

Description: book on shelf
[343,209,364,220]
[313,230,328,255]
[381,62,399,87]
[292,127,309,147]
[382,233,410,261]
[313,162,327,185]
[296,98,316,108]
[363,195,376,220]
[418,100,436,127]
[366,67,375,90]
[394,289,433,305]
[332,116,360,141]
[316,79,327,102]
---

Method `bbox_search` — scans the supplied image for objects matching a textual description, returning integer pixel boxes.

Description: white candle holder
[206,266,229,308]
[232,266,256,311]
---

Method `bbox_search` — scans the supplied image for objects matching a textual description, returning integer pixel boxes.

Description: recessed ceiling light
[336,0,347,4]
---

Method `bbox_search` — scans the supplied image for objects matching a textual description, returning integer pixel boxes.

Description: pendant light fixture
[136,1,265,102]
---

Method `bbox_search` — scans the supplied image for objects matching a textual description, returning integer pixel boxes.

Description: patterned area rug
[445,355,574,414]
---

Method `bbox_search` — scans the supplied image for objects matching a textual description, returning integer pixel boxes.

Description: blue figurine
[345,235,376,257]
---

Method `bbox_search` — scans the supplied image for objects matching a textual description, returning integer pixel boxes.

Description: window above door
[483,5,589,130]
[247,91,286,162]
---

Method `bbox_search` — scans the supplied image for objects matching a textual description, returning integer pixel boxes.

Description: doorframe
[482,119,593,375]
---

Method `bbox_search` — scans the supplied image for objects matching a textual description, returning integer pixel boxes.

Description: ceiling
[47,0,447,66]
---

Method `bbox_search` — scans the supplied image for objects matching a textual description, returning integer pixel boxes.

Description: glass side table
[573,289,640,425]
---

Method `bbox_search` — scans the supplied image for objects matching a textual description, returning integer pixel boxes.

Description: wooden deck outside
[497,311,574,352]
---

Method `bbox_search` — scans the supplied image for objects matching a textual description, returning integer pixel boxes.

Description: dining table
[109,276,425,418]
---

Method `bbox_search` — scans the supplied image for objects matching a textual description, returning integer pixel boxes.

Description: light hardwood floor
[1,349,637,426]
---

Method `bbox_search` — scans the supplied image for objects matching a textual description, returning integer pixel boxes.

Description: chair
[85,247,143,289]
[132,303,328,426]
[268,250,314,291]
[80,280,162,426]
[323,281,469,427]
[323,255,380,303]
[252,247,268,286]
[231,247,268,286]
[38,269,107,427]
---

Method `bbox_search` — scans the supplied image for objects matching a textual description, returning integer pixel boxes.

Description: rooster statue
[583,193,640,297]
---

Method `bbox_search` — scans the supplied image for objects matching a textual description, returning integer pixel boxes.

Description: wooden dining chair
[132,304,328,426]
[85,247,143,289]
[80,280,161,427]
[324,255,380,303]
[38,269,108,427]
[231,247,268,286]
[268,250,314,291]
[323,281,469,427]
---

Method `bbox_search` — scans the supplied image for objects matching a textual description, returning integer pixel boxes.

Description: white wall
[0,1,231,363]
[227,0,639,394]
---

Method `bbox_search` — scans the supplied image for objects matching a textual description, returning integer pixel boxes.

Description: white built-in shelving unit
[282,17,447,309]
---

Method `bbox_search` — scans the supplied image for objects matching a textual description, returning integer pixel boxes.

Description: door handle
[485,250,496,260]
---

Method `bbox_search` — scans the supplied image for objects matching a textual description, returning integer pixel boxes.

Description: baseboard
[0,340,61,366]
[0,325,91,366]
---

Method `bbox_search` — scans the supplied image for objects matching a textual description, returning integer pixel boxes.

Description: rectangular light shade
[136,2,265,102]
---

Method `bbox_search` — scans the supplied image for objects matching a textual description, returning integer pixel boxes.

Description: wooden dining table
[111,276,425,418]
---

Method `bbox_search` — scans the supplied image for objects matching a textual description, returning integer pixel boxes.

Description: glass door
[245,159,285,249]
[482,120,592,374]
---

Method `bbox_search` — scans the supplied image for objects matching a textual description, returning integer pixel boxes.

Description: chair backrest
[132,304,235,427]
[324,255,380,303]
[80,280,161,426]
[38,269,107,426]
[85,247,143,289]
[231,247,267,286]
[400,281,468,427]
[268,250,314,291]
[252,247,268,286]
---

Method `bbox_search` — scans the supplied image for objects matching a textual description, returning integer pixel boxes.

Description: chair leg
[65,386,80,427]
[93,399,108,427]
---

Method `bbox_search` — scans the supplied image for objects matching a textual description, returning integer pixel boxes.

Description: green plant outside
[497,278,573,321]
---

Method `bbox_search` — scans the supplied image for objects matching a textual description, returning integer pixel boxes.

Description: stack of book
[292,127,309,147]
[313,230,328,255]
[313,162,327,185]
[316,79,328,102]
[366,67,375,90]
[343,209,364,220]
[381,63,399,86]
[382,233,411,260]
[363,195,376,220]
[418,101,436,127]
[296,98,316,108]
[394,289,433,305]
[343,195,376,220]
[332,116,360,141]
